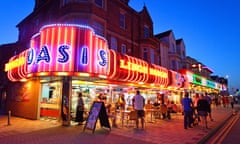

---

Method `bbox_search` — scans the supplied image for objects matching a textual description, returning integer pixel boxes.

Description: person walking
[132,90,145,129]
[181,92,193,129]
[193,93,200,122]
[197,94,210,129]
[204,93,214,121]
[76,92,85,125]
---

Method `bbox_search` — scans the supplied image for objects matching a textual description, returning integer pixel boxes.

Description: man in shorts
[132,90,145,129]
[197,94,210,129]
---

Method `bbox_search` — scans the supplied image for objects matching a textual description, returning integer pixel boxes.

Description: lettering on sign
[5,57,25,71]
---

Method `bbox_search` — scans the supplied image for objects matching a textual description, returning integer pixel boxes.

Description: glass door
[40,81,62,120]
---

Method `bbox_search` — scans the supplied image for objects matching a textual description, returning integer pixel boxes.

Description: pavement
[0,105,238,144]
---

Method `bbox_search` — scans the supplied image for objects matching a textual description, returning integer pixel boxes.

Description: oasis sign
[5,24,109,81]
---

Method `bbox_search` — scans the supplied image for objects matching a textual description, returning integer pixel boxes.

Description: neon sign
[5,24,169,87]
[120,59,148,74]
[149,67,167,78]
[109,50,169,86]
[5,56,25,71]
[5,24,109,80]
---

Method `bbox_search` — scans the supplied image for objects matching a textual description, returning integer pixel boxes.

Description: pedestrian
[192,93,200,122]
[76,92,85,125]
[181,92,193,129]
[230,96,234,109]
[204,93,214,121]
[132,90,145,129]
[197,95,209,129]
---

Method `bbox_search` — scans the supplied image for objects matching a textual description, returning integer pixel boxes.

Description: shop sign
[108,50,169,86]
[5,24,168,87]
[206,80,216,88]
[193,74,202,85]
[5,24,109,80]
[168,70,185,88]
[5,56,25,71]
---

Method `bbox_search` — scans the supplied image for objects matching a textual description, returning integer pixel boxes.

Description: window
[95,0,103,8]
[171,60,177,70]
[93,21,104,36]
[143,48,148,61]
[121,44,126,54]
[170,43,175,53]
[120,13,125,29]
[158,56,161,65]
[74,0,88,2]
[150,48,154,63]
[144,25,149,38]
[182,50,185,59]
[110,36,118,51]
[63,0,70,5]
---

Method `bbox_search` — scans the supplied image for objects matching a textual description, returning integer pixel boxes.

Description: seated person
[160,102,168,119]
[153,99,160,107]
[166,101,178,119]
[106,104,117,127]
[171,102,178,113]
[145,99,153,109]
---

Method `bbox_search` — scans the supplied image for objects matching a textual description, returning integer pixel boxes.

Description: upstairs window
[150,48,154,63]
[171,60,177,70]
[63,0,70,5]
[95,0,103,8]
[74,0,88,2]
[121,44,126,54]
[143,48,148,62]
[170,43,175,53]
[144,25,149,38]
[110,36,118,51]
[93,21,104,36]
[120,13,125,29]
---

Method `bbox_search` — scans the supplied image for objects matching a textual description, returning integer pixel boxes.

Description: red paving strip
[0,105,237,144]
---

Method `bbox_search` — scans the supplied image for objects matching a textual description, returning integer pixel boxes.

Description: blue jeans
[184,111,193,128]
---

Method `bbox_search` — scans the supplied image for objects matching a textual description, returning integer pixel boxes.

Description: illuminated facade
[0,0,226,125]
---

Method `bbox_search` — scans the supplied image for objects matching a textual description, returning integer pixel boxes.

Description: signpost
[83,101,111,133]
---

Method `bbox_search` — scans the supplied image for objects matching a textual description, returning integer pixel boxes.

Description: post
[8,110,11,125]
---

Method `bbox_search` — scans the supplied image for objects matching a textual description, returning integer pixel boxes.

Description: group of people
[182,92,213,129]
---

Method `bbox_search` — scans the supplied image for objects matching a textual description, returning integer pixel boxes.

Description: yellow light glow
[55,72,69,76]
[40,79,48,83]
[20,78,27,82]
[38,72,49,76]
[98,75,107,79]
[120,59,148,74]
[79,73,90,77]
[5,56,25,71]
[27,74,33,77]
[138,82,144,85]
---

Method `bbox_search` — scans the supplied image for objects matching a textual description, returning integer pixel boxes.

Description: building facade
[0,0,225,125]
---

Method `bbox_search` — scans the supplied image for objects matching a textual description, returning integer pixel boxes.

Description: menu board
[83,101,110,133]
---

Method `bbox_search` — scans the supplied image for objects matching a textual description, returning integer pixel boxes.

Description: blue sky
[0,0,239,91]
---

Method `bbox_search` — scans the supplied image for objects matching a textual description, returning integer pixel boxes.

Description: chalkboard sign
[83,101,111,133]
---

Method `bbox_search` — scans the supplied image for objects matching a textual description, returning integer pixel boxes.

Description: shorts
[136,110,145,118]
[198,111,208,116]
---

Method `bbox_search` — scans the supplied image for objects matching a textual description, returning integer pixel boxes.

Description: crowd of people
[76,90,236,131]
[181,92,215,130]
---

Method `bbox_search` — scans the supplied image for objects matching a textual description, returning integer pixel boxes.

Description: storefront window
[40,82,62,119]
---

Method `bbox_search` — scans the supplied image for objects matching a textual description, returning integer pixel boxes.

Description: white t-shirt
[133,94,145,110]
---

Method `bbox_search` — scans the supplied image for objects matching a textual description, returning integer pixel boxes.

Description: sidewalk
[0,105,237,144]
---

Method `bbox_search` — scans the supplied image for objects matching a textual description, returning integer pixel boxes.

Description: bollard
[8,110,11,126]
